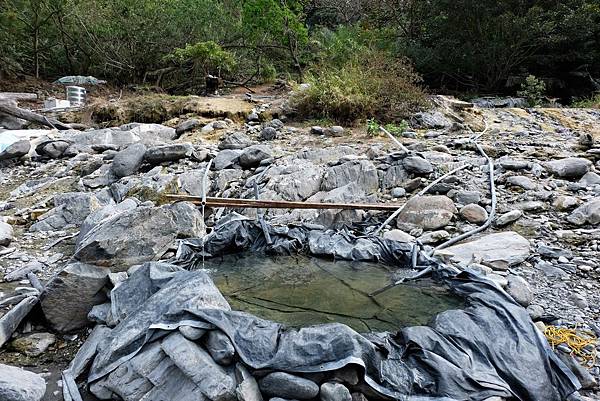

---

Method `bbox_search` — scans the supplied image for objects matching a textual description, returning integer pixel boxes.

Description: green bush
[572,93,600,108]
[517,75,547,107]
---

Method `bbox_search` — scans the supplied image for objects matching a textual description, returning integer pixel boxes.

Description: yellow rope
[545,325,597,367]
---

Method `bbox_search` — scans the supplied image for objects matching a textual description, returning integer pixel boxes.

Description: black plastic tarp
[87,261,580,401]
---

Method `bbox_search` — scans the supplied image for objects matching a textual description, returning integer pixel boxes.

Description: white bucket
[65,86,86,106]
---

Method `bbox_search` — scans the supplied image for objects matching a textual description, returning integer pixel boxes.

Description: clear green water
[205,254,463,333]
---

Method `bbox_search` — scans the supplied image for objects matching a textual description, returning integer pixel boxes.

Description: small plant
[572,93,600,109]
[384,121,409,136]
[366,118,379,137]
[517,75,547,107]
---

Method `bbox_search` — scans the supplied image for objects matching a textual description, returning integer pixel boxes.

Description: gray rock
[460,204,488,224]
[326,126,345,137]
[411,111,451,129]
[259,372,319,400]
[78,198,139,240]
[179,326,206,341]
[161,332,237,401]
[30,192,102,232]
[0,139,30,160]
[216,169,244,192]
[310,126,324,135]
[506,175,537,190]
[452,190,481,205]
[380,165,410,190]
[74,202,202,270]
[9,333,56,356]
[567,198,600,225]
[391,187,406,198]
[176,119,200,136]
[505,275,533,307]
[418,230,450,244]
[144,143,194,164]
[499,159,530,171]
[260,127,278,141]
[397,195,457,231]
[41,263,110,332]
[236,364,263,401]
[403,156,433,175]
[578,171,600,187]
[205,330,236,366]
[527,304,544,320]
[383,229,415,243]
[320,382,352,401]
[544,158,592,179]
[239,145,272,168]
[219,132,253,150]
[495,210,523,226]
[322,160,379,194]
[35,140,70,158]
[264,160,323,201]
[110,143,147,178]
[553,196,580,211]
[557,352,598,390]
[0,221,14,246]
[435,232,530,269]
[214,149,242,170]
[0,364,46,401]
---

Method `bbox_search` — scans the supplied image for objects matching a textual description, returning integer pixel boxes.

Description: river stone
[0,221,14,246]
[383,229,415,243]
[9,333,56,356]
[0,139,31,160]
[578,171,600,187]
[397,195,457,231]
[30,192,102,232]
[402,156,433,175]
[544,157,591,179]
[460,204,488,224]
[219,132,253,150]
[320,382,352,401]
[322,160,379,194]
[35,140,71,159]
[418,230,450,245]
[506,175,537,191]
[144,143,194,164]
[41,262,110,332]
[179,326,206,341]
[260,127,278,141]
[259,372,319,400]
[553,196,581,211]
[204,330,236,366]
[495,210,523,226]
[161,332,236,401]
[435,232,531,268]
[74,202,202,270]
[239,145,272,168]
[567,198,600,225]
[214,149,242,170]
[0,364,46,401]
[411,111,451,129]
[505,275,533,307]
[110,142,147,178]
[452,190,481,206]
[176,119,200,136]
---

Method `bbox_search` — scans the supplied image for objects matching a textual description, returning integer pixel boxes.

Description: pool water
[204,254,464,333]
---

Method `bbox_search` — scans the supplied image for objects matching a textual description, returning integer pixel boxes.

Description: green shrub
[572,93,600,108]
[291,52,428,123]
[517,75,547,107]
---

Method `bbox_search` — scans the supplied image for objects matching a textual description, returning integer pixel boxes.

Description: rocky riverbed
[1,94,600,400]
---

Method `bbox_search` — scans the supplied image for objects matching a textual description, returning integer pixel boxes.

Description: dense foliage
[1,0,599,101]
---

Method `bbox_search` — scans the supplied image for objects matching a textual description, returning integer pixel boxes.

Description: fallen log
[161,194,404,211]
[0,101,73,130]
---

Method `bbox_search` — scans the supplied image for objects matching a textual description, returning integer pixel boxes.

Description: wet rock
[460,204,488,224]
[0,221,14,246]
[322,160,379,194]
[544,158,592,179]
[214,149,242,170]
[9,333,56,356]
[74,202,202,270]
[259,372,319,400]
[320,382,352,401]
[219,132,253,150]
[495,210,523,226]
[261,127,278,141]
[567,198,600,225]
[0,139,30,160]
[435,232,530,268]
[144,143,194,164]
[205,330,236,366]
[383,229,415,243]
[0,364,46,401]
[110,142,147,178]
[176,119,200,136]
[30,192,102,232]
[553,196,581,211]
[397,195,457,231]
[41,263,110,332]
[506,275,534,307]
[161,332,237,401]
[506,176,537,191]
[403,156,433,175]
[239,145,272,168]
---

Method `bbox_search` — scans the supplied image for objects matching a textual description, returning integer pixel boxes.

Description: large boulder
[322,160,379,194]
[567,198,600,226]
[78,198,139,240]
[397,195,457,231]
[214,149,242,170]
[403,156,433,175]
[40,262,110,332]
[30,192,103,232]
[435,232,531,269]
[110,143,147,178]
[544,158,592,179]
[0,364,46,401]
[264,160,324,201]
[0,139,31,161]
[239,145,272,168]
[35,140,71,159]
[74,202,202,270]
[144,143,194,165]
[219,132,253,150]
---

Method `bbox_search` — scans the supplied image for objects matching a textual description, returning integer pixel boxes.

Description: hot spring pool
[203,254,463,332]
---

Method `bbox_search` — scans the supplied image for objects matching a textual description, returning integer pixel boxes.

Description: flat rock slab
[435,231,531,268]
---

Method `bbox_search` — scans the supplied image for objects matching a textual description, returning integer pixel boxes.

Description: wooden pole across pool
[161,194,403,211]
